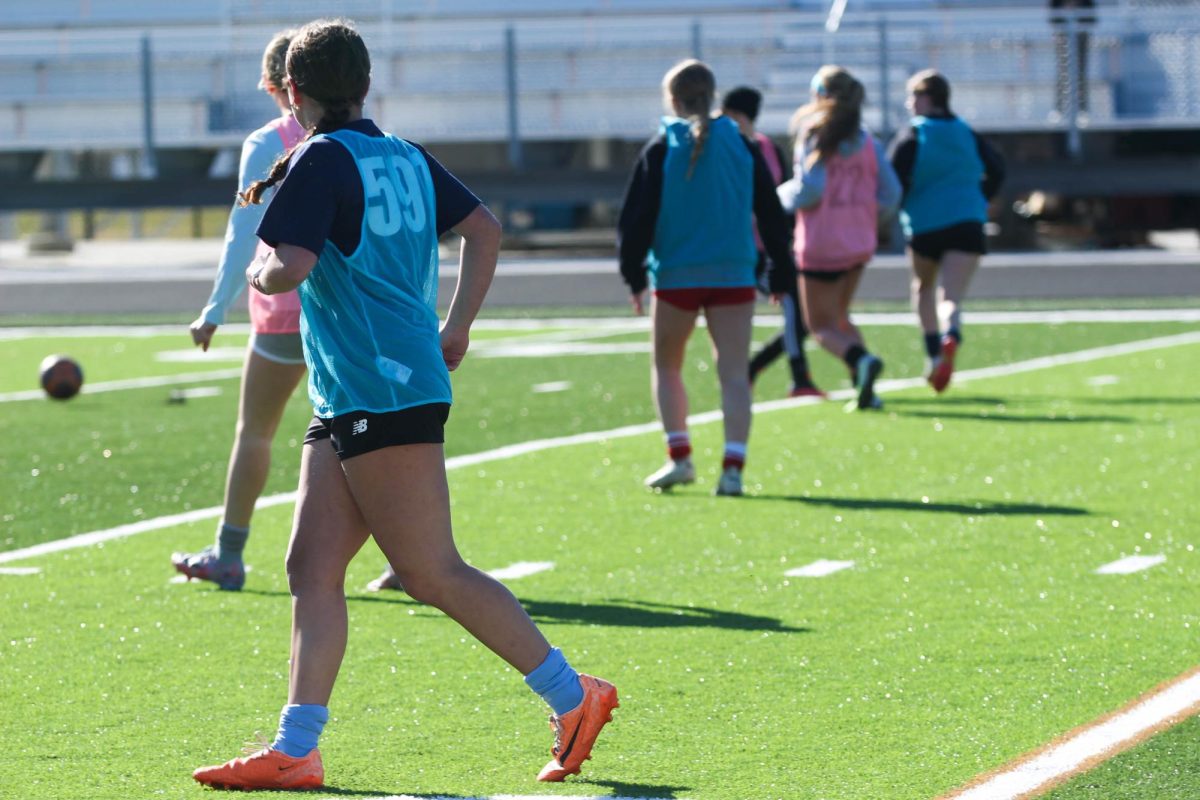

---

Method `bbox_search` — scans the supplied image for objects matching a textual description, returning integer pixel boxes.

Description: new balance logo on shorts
[352,418,368,435]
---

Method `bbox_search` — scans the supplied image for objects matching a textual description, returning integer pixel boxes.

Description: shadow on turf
[747,494,1088,517]
[889,408,1135,424]
[347,593,808,633]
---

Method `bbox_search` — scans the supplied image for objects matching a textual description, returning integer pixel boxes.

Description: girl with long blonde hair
[619,59,796,496]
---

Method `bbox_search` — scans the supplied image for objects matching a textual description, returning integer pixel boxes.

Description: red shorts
[654,286,756,312]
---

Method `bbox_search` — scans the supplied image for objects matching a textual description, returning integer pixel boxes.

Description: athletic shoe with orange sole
[928,335,958,393]
[536,674,619,782]
[192,747,324,791]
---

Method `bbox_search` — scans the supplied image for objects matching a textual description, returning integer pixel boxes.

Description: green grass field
[1,312,1197,800]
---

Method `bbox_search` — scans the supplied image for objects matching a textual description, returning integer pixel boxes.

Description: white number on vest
[361,155,428,236]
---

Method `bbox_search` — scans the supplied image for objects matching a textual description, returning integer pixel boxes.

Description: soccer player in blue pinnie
[888,69,1006,394]
[191,19,616,791]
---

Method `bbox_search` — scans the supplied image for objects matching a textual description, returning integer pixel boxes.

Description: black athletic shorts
[303,403,450,461]
[909,220,987,261]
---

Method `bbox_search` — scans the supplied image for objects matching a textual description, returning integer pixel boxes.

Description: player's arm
[410,141,491,371]
[617,135,665,312]
[442,204,502,371]
[887,125,918,201]
[253,139,338,294]
[974,130,1007,200]
[748,140,796,296]
[248,244,317,294]
[192,128,275,349]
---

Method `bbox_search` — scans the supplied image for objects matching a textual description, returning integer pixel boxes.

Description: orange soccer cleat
[537,674,619,782]
[192,747,324,791]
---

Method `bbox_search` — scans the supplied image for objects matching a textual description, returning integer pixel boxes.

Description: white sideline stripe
[0,368,243,403]
[154,347,244,362]
[2,330,1198,567]
[1095,554,1167,575]
[943,668,1200,800]
[487,561,555,580]
[531,380,572,393]
[4,308,1200,341]
[0,493,297,566]
[4,314,1197,404]
[786,559,855,577]
[478,342,650,358]
[0,567,41,575]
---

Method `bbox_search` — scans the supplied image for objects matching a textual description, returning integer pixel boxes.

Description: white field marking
[1087,374,1121,386]
[3,311,1194,403]
[1095,554,1167,575]
[531,381,572,393]
[478,342,650,358]
[3,308,1199,342]
[486,561,554,580]
[169,386,224,400]
[940,666,1200,800]
[154,347,244,362]
[786,559,855,577]
[0,493,297,566]
[2,330,1198,567]
[0,566,41,575]
[0,368,243,404]
[167,562,546,585]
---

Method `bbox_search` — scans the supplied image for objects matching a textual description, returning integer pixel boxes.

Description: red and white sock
[665,431,692,462]
[722,442,747,471]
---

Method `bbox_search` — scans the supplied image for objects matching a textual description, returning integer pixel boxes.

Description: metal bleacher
[0,0,1196,153]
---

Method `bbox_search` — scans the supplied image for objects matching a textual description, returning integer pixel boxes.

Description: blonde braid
[686,115,711,181]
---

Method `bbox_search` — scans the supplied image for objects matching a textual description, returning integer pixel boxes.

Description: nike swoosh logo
[557,716,583,764]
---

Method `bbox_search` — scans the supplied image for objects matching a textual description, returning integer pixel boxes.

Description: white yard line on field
[3,308,1199,342]
[1095,554,1167,575]
[2,330,1198,570]
[785,560,855,577]
[939,667,1200,800]
[486,561,555,580]
[0,567,41,575]
[0,368,243,403]
[531,381,572,393]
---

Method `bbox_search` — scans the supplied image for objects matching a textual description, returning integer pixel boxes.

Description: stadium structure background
[1,0,1199,249]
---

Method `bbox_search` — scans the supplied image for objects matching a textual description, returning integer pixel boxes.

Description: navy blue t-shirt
[257,118,481,256]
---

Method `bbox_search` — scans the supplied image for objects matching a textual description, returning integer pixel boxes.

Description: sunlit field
[1,312,1197,800]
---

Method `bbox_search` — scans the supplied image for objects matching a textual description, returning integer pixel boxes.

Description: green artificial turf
[0,317,1197,799]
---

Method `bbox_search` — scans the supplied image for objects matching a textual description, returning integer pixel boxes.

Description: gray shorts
[249,332,305,366]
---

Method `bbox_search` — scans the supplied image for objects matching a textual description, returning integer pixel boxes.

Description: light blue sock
[272,703,329,758]
[524,647,584,716]
[216,523,249,563]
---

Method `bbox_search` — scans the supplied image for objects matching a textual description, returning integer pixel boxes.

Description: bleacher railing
[0,5,1195,152]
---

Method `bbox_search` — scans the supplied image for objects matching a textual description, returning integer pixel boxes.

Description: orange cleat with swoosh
[537,674,618,782]
[192,747,324,791]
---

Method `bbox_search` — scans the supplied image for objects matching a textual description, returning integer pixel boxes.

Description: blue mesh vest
[647,115,757,290]
[901,116,988,237]
[298,129,449,418]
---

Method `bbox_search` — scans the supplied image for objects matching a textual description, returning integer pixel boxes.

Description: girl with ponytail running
[778,66,902,411]
[191,19,616,791]
[618,59,796,497]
